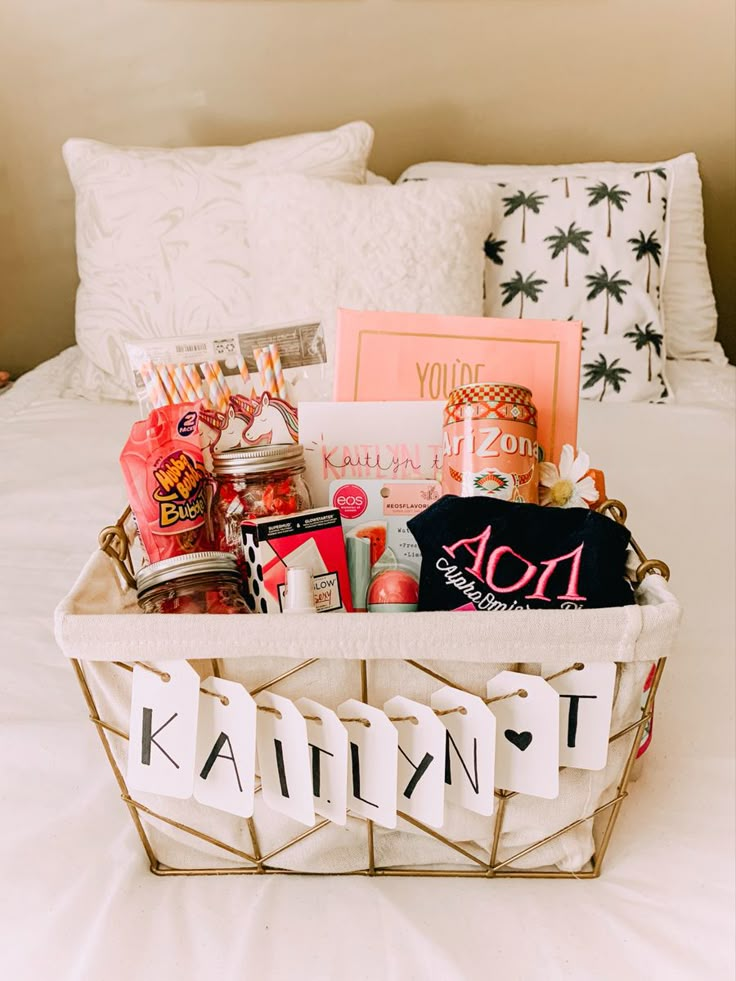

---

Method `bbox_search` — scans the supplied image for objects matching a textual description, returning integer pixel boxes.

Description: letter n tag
[295,697,348,826]
[194,677,256,817]
[127,661,199,799]
[486,671,559,800]
[385,696,446,829]
[543,662,616,770]
[256,692,315,827]
[338,699,398,829]
[430,687,495,817]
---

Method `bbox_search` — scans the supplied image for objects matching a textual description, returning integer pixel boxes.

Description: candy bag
[120,403,213,563]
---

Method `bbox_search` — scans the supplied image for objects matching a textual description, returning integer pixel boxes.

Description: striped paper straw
[199,362,221,411]
[236,351,256,398]
[254,347,277,398]
[185,364,206,401]
[175,363,197,403]
[156,363,180,405]
[268,343,287,400]
[210,361,232,412]
[140,361,169,408]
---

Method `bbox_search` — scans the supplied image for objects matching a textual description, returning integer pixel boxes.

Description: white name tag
[338,698,398,829]
[256,691,315,827]
[194,677,256,817]
[431,686,496,817]
[127,661,199,799]
[543,662,616,770]
[295,697,348,826]
[385,695,446,828]
[486,671,560,799]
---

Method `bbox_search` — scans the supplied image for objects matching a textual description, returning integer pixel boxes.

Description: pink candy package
[120,403,213,563]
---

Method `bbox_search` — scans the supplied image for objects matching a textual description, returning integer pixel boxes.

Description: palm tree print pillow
[483,170,671,402]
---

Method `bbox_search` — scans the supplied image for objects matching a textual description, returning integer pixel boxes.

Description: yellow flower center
[549,479,574,506]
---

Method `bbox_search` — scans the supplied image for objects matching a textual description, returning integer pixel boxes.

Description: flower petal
[558,444,574,479]
[538,462,559,487]
[570,449,591,483]
[576,476,599,502]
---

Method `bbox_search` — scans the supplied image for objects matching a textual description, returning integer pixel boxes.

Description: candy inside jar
[211,444,312,570]
[136,551,249,614]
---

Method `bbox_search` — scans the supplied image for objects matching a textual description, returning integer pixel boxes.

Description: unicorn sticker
[244,393,299,446]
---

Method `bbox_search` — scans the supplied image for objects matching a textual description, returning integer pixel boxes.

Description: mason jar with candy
[136,551,249,614]
[211,444,312,569]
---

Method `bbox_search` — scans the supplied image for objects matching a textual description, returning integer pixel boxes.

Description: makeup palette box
[240,508,353,614]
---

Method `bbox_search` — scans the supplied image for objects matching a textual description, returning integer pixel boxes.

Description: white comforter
[1,349,734,981]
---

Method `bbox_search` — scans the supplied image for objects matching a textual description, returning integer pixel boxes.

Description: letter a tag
[543,662,616,770]
[194,677,256,817]
[127,661,199,799]
[486,671,559,799]
[385,695,446,828]
[430,687,495,817]
[256,692,315,827]
[338,699,398,829]
[295,698,348,826]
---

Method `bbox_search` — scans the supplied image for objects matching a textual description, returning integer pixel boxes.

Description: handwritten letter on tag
[295,697,348,826]
[385,695,446,828]
[430,687,496,817]
[256,692,315,827]
[338,699,398,829]
[486,671,559,799]
[543,662,616,770]
[194,677,256,817]
[127,661,199,799]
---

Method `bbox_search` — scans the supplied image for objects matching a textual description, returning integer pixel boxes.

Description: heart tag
[385,695,446,829]
[543,662,616,770]
[486,671,559,799]
[338,699,398,829]
[256,691,315,827]
[430,687,496,817]
[127,661,199,799]
[194,677,256,817]
[295,697,348,826]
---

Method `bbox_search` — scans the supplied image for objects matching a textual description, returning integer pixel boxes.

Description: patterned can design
[441,383,539,503]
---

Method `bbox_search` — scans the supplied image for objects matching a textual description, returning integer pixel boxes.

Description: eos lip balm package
[240,508,353,614]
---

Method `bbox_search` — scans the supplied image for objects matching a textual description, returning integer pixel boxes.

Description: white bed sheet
[1,349,734,981]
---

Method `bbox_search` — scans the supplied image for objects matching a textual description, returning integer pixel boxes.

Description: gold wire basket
[70,500,673,879]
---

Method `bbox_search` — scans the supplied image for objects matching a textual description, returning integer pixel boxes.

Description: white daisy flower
[539,444,599,509]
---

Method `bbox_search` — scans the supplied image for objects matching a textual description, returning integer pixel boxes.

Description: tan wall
[1,0,734,376]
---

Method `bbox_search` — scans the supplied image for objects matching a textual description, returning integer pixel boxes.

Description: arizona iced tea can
[441,383,538,503]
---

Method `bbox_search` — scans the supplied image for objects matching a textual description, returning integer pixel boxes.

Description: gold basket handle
[98,506,136,589]
[597,499,670,583]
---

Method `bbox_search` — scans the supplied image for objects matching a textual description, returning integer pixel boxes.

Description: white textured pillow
[63,122,374,397]
[243,176,495,377]
[400,154,725,364]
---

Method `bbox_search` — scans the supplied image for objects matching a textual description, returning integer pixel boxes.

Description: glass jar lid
[213,443,305,477]
[136,551,240,595]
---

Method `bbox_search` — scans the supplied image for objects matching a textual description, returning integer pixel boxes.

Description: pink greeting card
[333,309,582,462]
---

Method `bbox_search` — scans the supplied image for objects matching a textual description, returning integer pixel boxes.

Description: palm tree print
[566,316,589,349]
[500,271,547,317]
[502,189,548,244]
[582,354,631,401]
[552,176,570,198]
[624,322,663,382]
[634,167,667,203]
[484,233,507,266]
[586,182,631,237]
[628,230,662,292]
[544,223,592,287]
[585,265,631,334]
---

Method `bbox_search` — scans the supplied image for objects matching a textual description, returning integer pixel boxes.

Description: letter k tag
[127,661,200,798]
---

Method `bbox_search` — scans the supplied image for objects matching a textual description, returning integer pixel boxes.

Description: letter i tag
[338,699,398,829]
[430,687,496,817]
[127,660,199,798]
[385,696,446,828]
[295,698,348,826]
[256,692,315,827]
[194,677,256,817]
[542,662,616,770]
[486,671,559,799]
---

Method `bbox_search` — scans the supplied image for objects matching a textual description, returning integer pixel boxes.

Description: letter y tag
[127,660,199,799]
[385,696,446,828]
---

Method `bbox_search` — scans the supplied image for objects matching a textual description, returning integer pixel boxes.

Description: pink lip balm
[366,569,419,613]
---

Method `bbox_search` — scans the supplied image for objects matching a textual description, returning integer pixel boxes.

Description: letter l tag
[385,695,446,829]
[256,692,315,827]
[542,662,616,770]
[338,699,398,829]
[194,677,256,817]
[295,697,348,826]
[430,687,495,817]
[127,660,199,799]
